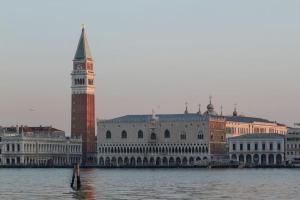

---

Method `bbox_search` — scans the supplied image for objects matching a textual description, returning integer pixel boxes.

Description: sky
[0,0,299,134]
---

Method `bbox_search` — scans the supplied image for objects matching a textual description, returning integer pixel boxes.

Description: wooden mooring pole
[71,163,81,190]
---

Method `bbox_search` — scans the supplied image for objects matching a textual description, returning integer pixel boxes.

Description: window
[180,134,186,140]
[233,144,236,151]
[164,129,170,138]
[17,144,20,152]
[151,132,156,140]
[198,134,203,140]
[247,143,250,151]
[121,130,127,139]
[106,131,111,139]
[240,143,243,151]
[255,143,258,151]
[262,143,266,150]
[6,144,9,152]
[277,143,281,150]
[0,137,1,142]
[75,78,85,85]
[138,130,143,139]
[269,143,273,150]
[88,79,93,85]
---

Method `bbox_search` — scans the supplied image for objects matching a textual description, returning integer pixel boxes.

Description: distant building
[203,97,288,137]
[198,96,288,138]
[285,127,300,166]
[228,133,285,166]
[97,111,226,167]
[71,26,96,164]
[0,126,81,166]
[225,114,287,137]
[96,97,289,167]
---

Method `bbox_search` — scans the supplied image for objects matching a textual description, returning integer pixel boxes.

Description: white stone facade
[285,128,300,166]
[97,114,227,167]
[228,133,285,166]
[0,126,81,166]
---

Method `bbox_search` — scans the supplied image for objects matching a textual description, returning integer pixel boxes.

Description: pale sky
[0,0,299,134]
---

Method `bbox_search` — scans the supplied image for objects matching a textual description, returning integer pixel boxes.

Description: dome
[204,96,217,115]
[207,103,214,111]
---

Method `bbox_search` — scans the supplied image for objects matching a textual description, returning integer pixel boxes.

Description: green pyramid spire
[74,26,93,60]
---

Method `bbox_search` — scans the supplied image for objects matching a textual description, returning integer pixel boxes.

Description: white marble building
[285,127,300,166]
[97,111,226,167]
[228,133,285,166]
[0,126,81,166]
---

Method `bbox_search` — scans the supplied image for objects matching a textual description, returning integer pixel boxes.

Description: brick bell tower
[71,26,96,165]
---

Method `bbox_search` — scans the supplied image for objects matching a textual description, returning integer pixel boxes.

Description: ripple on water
[0,168,300,200]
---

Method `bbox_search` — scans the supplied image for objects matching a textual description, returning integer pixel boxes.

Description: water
[0,168,299,200]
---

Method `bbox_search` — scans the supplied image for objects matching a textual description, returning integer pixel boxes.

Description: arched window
[151,132,156,140]
[180,134,186,140]
[121,130,127,139]
[138,130,143,139]
[198,134,203,139]
[164,129,170,138]
[106,130,111,139]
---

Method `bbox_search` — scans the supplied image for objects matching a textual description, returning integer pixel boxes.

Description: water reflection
[72,169,96,200]
[1,168,300,200]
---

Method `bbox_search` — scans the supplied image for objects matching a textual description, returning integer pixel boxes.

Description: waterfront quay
[1,124,300,168]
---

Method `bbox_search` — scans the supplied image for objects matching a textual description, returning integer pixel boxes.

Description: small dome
[207,103,214,110]
[204,96,217,115]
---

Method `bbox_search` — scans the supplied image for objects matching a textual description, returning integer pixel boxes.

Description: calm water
[0,168,299,200]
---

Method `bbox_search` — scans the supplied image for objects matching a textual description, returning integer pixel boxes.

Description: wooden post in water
[71,163,81,190]
[76,163,81,189]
